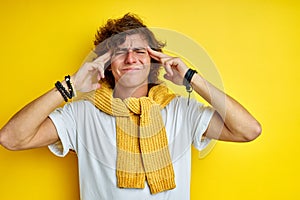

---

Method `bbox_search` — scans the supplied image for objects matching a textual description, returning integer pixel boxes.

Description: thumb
[163,73,172,81]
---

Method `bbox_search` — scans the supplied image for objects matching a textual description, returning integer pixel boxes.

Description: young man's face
[110,34,151,89]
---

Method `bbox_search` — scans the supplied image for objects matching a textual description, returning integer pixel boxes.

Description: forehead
[117,34,148,48]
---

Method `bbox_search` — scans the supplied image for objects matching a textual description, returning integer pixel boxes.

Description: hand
[72,51,111,93]
[147,47,189,85]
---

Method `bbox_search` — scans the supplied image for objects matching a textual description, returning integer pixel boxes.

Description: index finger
[93,51,112,63]
[147,47,170,62]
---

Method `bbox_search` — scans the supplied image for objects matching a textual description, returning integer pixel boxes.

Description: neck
[113,84,148,100]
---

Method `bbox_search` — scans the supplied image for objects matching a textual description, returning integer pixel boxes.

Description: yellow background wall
[0,0,299,199]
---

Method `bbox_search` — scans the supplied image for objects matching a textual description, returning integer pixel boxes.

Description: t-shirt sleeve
[191,104,215,151]
[48,103,77,157]
[185,98,215,151]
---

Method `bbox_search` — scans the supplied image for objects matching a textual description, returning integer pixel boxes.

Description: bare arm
[148,47,261,142]
[0,52,111,150]
[0,87,64,150]
[190,74,261,142]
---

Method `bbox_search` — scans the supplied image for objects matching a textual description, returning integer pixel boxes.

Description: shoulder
[65,100,96,110]
[166,96,205,111]
[164,96,214,123]
[53,100,98,117]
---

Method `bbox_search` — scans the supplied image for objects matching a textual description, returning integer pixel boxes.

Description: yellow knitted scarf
[84,81,176,194]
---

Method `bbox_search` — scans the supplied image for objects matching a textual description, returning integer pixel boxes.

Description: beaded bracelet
[183,68,197,105]
[55,81,69,102]
[55,75,75,102]
[65,75,75,98]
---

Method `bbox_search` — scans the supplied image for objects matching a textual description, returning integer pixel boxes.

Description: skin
[147,47,262,141]
[110,34,151,99]
[0,34,261,150]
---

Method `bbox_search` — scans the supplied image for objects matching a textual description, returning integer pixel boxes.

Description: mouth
[121,66,143,72]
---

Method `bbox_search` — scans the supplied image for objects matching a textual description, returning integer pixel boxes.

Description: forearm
[0,50,111,150]
[0,83,66,149]
[147,48,261,141]
[190,74,261,141]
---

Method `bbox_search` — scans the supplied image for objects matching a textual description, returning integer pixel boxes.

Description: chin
[118,80,147,88]
[115,78,148,89]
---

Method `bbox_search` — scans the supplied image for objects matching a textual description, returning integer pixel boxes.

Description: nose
[124,50,137,64]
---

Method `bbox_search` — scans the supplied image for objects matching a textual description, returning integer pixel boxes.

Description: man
[0,13,261,199]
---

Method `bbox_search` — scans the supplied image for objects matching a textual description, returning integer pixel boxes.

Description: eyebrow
[115,47,147,51]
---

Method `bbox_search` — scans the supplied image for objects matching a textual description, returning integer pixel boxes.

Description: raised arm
[0,52,111,150]
[190,74,261,142]
[0,88,65,150]
[147,47,261,142]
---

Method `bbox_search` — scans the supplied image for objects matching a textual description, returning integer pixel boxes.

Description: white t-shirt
[48,96,214,200]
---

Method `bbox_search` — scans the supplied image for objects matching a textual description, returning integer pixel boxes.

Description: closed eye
[114,50,127,55]
[133,48,147,54]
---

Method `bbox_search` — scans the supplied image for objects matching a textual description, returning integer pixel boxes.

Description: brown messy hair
[93,13,165,88]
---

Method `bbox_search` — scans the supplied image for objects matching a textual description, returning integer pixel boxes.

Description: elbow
[243,121,262,142]
[0,140,22,151]
[0,128,22,151]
